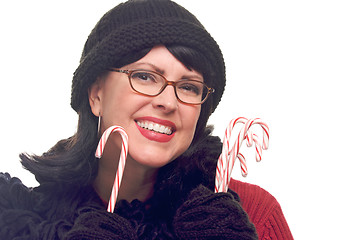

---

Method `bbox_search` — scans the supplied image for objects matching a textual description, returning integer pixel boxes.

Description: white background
[1,1,360,239]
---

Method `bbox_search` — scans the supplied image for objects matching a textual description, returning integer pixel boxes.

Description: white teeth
[136,121,173,135]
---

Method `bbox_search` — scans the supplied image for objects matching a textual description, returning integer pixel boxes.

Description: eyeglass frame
[108,68,215,105]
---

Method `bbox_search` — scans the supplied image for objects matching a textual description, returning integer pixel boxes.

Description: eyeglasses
[109,68,215,105]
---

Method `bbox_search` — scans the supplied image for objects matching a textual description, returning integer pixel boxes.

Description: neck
[93,139,158,203]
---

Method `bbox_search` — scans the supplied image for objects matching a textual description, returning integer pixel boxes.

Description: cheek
[183,106,201,139]
[192,106,202,128]
[174,108,201,160]
[101,92,124,126]
[101,84,141,128]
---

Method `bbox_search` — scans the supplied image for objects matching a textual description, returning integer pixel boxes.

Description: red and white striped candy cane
[215,117,269,193]
[95,126,129,213]
[215,117,247,192]
[215,117,244,192]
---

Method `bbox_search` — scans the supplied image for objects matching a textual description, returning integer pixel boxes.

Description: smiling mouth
[136,120,174,135]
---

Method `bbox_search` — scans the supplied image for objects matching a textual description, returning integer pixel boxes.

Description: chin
[129,152,175,169]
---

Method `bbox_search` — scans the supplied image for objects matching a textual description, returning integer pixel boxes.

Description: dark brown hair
[20,45,215,186]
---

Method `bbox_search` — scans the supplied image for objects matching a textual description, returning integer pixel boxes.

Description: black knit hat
[71,0,225,114]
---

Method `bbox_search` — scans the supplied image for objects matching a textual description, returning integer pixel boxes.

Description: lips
[135,117,176,142]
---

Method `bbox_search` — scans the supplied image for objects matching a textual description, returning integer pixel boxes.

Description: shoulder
[229,178,294,240]
[0,172,43,238]
[0,172,33,209]
[229,178,278,214]
[0,172,104,239]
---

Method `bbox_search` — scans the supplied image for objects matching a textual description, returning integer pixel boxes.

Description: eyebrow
[129,62,165,75]
[129,62,204,81]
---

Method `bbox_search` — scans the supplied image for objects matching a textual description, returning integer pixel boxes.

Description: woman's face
[90,45,202,168]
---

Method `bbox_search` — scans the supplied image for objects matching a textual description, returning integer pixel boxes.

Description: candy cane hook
[215,117,270,193]
[95,126,129,213]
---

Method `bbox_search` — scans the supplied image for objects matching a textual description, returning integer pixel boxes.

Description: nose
[152,85,178,113]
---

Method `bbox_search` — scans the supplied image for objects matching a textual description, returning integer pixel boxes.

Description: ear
[88,77,104,117]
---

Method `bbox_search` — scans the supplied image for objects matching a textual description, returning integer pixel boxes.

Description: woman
[0,0,293,239]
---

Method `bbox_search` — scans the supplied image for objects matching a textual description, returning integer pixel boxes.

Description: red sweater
[229,178,294,240]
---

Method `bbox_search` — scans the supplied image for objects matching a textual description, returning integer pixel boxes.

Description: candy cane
[237,133,263,178]
[95,126,129,213]
[225,118,269,189]
[215,117,247,192]
[215,118,269,193]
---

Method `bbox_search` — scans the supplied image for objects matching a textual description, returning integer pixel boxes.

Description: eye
[177,81,203,95]
[131,71,158,83]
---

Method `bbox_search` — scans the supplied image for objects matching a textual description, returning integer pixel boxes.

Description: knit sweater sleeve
[229,178,294,240]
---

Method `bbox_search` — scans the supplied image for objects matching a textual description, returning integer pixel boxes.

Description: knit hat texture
[71,0,225,113]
